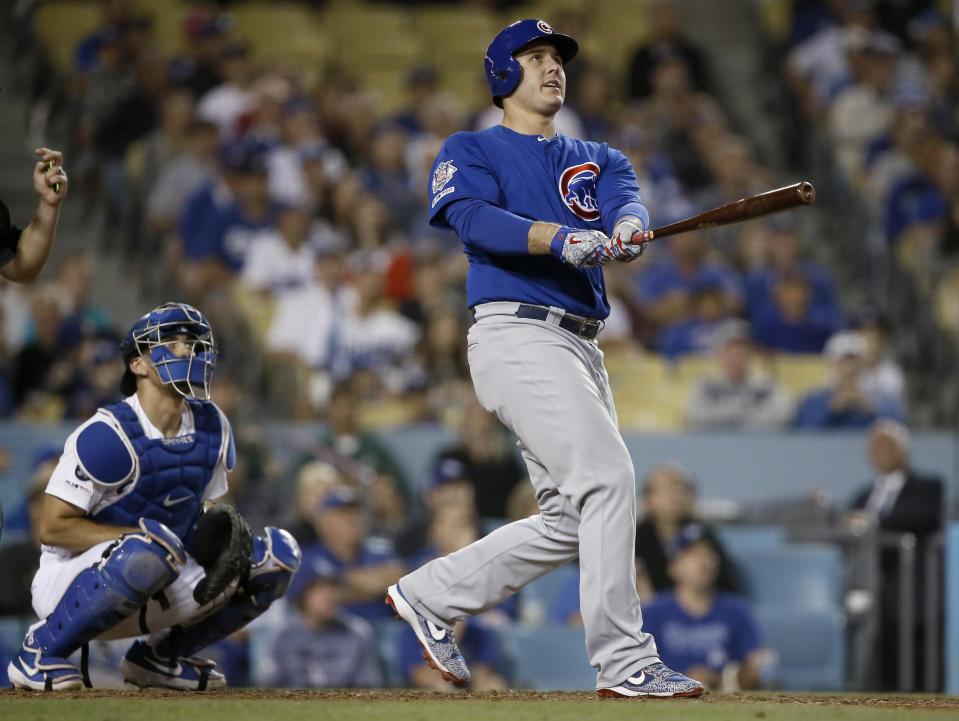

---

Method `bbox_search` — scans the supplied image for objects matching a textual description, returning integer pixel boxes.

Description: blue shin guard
[8,519,184,691]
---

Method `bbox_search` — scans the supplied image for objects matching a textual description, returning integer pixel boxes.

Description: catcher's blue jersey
[428,125,649,319]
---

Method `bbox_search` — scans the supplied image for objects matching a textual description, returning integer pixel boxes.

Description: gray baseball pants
[399,301,660,688]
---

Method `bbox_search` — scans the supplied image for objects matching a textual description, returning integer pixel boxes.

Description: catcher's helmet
[120,302,217,400]
[485,19,578,108]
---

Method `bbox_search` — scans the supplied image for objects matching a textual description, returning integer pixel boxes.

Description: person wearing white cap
[793,330,906,429]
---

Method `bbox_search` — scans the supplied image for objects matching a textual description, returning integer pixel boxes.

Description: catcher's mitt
[191,503,253,605]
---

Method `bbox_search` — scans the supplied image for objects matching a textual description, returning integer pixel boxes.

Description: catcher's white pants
[399,303,660,688]
[31,542,236,643]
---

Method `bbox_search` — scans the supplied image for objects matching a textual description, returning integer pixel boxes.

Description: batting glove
[610,219,654,263]
[550,226,614,268]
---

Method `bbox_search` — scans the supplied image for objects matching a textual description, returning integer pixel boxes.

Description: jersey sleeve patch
[75,421,135,486]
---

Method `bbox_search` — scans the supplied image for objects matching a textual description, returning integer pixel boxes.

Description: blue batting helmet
[485,19,578,108]
[120,302,217,400]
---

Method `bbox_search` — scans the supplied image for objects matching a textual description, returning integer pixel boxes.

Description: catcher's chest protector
[92,400,222,540]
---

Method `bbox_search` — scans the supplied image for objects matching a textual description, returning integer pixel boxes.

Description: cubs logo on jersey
[559,162,600,221]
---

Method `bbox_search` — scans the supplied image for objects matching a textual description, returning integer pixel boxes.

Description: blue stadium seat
[517,562,579,625]
[736,545,843,610]
[495,624,595,690]
[754,605,846,690]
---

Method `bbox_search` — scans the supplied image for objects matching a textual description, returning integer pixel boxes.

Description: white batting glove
[550,226,614,268]
[610,218,654,263]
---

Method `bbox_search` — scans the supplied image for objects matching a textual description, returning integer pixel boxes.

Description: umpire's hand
[33,148,68,206]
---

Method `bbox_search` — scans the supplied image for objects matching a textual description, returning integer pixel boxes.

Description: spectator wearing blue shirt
[744,215,840,324]
[179,139,280,296]
[636,231,742,334]
[641,524,768,691]
[657,278,735,360]
[752,270,842,353]
[299,486,404,623]
[272,558,383,688]
[794,331,907,429]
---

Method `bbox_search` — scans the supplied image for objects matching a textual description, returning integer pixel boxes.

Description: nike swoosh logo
[141,655,183,676]
[628,671,647,685]
[569,239,582,244]
[537,136,547,142]
[426,621,448,642]
[162,494,192,507]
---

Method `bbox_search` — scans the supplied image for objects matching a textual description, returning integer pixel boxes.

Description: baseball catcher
[7,302,300,691]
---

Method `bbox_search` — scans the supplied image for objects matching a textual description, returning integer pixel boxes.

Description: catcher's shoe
[7,632,83,691]
[385,583,470,685]
[598,662,704,698]
[120,640,226,691]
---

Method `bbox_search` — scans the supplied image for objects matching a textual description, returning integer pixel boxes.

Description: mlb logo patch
[432,160,458,195]
[559,162,600,221]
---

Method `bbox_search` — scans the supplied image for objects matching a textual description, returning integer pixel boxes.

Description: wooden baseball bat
[646,181,815,241]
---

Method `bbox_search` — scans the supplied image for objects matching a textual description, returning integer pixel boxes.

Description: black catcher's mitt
[191,503,254,605]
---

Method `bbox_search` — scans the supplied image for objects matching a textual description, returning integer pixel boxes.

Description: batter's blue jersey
[428,125,649,319]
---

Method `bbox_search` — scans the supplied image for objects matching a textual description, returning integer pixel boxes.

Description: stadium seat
[496,623,594,690]
[517,562,579,626]
[736,545,843,610]
[229,3,329,67]
[373,423,456,499]
[320,3,421,66]
[755,606,846,690]
[416,6,499,67]
[132,0,189,56]
[772,354,830,401]
[32,1,101,75]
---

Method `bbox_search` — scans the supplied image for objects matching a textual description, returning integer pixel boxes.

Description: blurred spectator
[635,462,739,594]
[568,59,615,142]
[794,331,906,429]
[852,311,905,405]
[744,214,841,325]
[635,231,741,334]
[12,287,66,415]
[358,123,417,233]
[240,203,317,296]
[146,120,220,235]
[169,9,233,98]
[180,138,279,295]
[434,398,525,521]
[287,461,342,546]
[828,29,900,184]
[271,558,383,688]
[391,64,440,136]
[641,523,768,691]
[300,485,404,623]
[395,455,475,559]
[657,277,735,360]
[751,270,841,353]
[196,40,256,139]
[685,319,793,429]
[73,0,134,76]
[627,0,711,100]
[844,419,944,690]
[0,465,50,615]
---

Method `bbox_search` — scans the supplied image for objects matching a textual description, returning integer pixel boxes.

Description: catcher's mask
[120,302,217,400]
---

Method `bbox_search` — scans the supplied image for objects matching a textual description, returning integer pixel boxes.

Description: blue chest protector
[90,400,223,541]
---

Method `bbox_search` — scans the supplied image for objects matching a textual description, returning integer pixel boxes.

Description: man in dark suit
[846,419,943,690]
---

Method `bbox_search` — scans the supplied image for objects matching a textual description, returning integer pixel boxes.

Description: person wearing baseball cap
[794,330,907,429]
[640,523,769,692]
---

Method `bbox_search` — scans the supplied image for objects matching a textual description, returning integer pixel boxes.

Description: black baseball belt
[471,303,603,341]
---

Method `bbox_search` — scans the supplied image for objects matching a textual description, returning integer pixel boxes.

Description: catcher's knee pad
[159,527,300,659]
[247,526,301,606]
[33,519,185,659]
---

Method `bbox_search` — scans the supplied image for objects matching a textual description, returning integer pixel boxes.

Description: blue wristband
[550,226,572,258]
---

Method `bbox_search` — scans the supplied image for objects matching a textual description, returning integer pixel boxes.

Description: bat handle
[47,161,60,194]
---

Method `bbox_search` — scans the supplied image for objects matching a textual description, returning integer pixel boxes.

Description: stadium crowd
[0,0,952,693]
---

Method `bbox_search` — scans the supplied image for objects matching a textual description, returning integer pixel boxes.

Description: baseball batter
[386,19,703,698]
[8,302,301,691]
